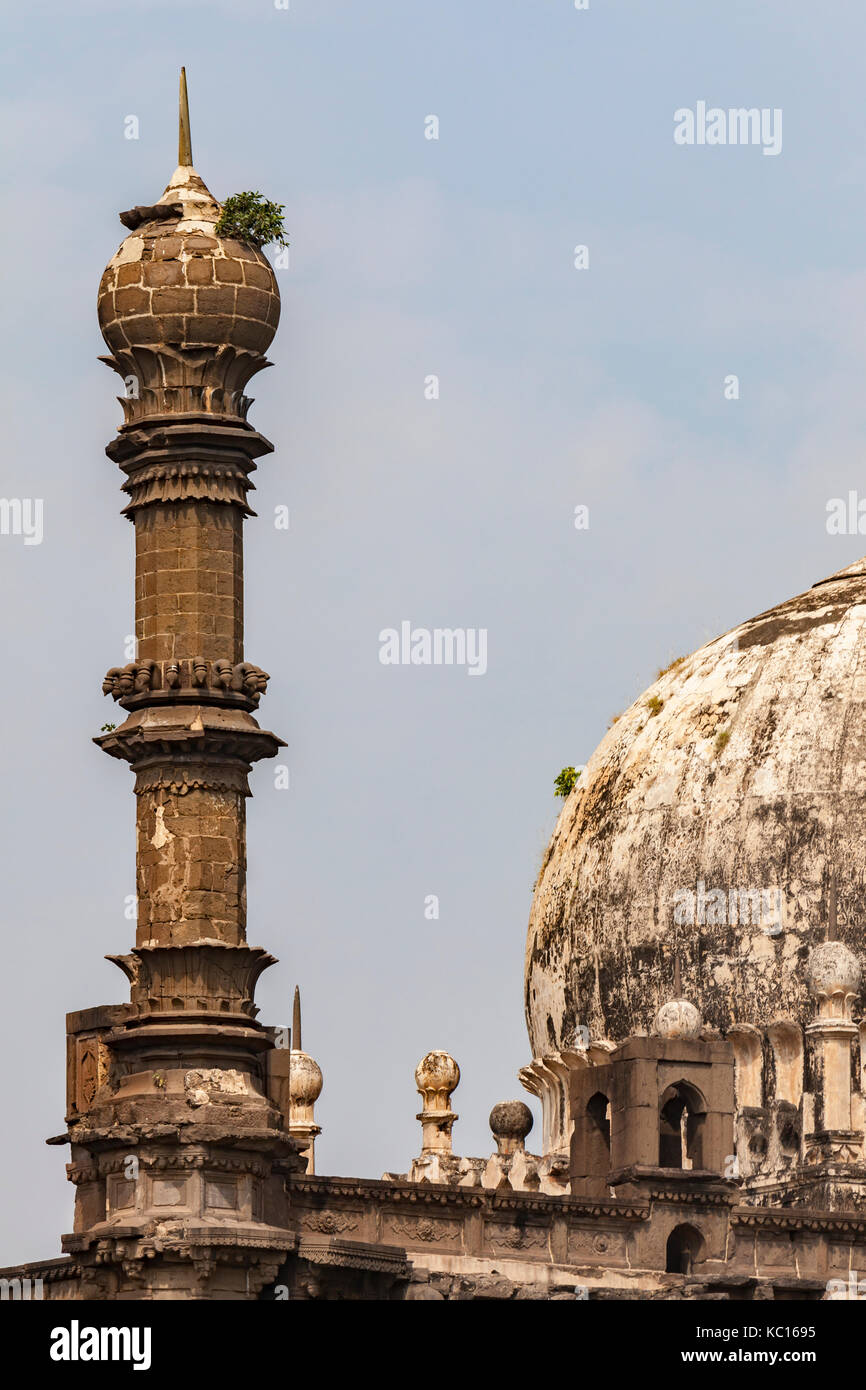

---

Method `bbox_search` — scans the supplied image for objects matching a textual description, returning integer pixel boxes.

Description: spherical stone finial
[489,1100,533,1140]
[807,941,862,1001]
[288,1051,323,1108]
[489,1100,533,1153]
[415,1050,460,1100]
[415,1052,460,1157]
[653,999,703,1040]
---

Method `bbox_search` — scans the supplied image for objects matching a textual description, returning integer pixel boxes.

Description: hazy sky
[3,0,866,1262]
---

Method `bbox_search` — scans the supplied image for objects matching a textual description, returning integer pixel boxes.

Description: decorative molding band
[96,705,285,771]
[99,347,273,430]
[66,1164,99,1186]
[107,942,276,1018]
[103,658,269,712]
[98,1152,272,1179]
[295,1238,411,1276]
[643,1188,734,1208]
[104,415,273,517]
[133,763,251,796]
[288,1175,650,1222]
[732,1208,866,1235]
[122,460,253,513]
[0,1259,82,1284]
[63,1227,297,1263]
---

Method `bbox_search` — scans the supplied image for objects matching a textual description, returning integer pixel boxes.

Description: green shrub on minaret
[216,191,289,249]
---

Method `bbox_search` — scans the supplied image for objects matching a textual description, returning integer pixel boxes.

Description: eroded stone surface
[526,560,866,1053]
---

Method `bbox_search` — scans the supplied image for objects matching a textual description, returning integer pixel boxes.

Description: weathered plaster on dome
[525,559,866,1054]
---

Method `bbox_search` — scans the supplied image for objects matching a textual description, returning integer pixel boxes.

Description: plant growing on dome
[215,192,288,250]
[714,728,731,754]
[645,695,664,717]
[554,766,580,797]
[656,655,685,680]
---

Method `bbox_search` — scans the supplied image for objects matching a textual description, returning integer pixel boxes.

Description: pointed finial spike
[292,986,302,1054]
[673,951,682,999]
[179,67,193,167]
[828,867,838,942]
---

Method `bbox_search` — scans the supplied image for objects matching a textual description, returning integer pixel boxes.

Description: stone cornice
[732,1206,866,1234]
[287,1175,650,1222]
[96,704,285,771]
[62,1223,297,1260]
[0,1257,81,1283]
[104,415,274,517]
[64,1119,300,1158]
[608,1166,739,1208]
[297,1237,411,1276]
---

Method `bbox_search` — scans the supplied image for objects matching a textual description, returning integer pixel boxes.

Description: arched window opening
[659,1082,706,1169]
[586,1092,611,1155]
[665,1224,704,1275]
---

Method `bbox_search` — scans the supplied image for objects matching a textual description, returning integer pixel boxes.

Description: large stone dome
[525,556,866,1056]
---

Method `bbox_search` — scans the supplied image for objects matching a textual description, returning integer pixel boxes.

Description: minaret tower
[58,72,300,1300]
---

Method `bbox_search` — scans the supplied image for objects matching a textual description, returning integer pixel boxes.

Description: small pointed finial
[179,67,193,167]
[292,985,302,1054]
[673,950,682,999]
[828,867,838,942]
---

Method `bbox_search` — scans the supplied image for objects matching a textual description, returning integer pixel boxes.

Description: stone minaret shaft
[59,76,299,1300]
[130,488,251,947]
[98,87,282,958]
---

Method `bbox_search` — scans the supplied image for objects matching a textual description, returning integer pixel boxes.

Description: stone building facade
[2,75,866,1301]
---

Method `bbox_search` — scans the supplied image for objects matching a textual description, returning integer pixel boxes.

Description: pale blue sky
[3,0,866,1261]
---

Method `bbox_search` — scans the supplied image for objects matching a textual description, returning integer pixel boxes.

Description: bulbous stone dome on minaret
[95,81,282,521]
[525,556,866,1056]
[97,151,279,429]
[98,165,279,356]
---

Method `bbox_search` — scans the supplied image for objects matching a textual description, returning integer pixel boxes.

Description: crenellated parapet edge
[384,1050,572,1196]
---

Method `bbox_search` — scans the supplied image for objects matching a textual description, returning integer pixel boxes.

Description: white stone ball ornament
[653,999,703,1040]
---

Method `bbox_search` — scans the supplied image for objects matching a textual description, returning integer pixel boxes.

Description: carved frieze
[107,942,276,1019]
[99,343,274,433]
[103,413,274,518]
[301,1211,360,1236]
[66,1012,127,1122]
[389,1215,462,1245]
[103,658,269,711]
[485,1221,548,1252]
[132,762,251,796]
